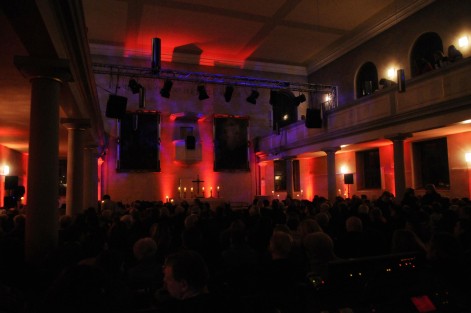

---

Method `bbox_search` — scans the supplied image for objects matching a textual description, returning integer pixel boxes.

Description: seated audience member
[423,232,471,310]
[447,45,463,62]
[100,194,117,216]
[432,50,448,68]
[303,232,340,279]
[390,229,426,254]
[127,237,163,290]
[260,230,306,313]
[39,264,131,313]
[454,218,471,260]
[335,216,372,259]
[156,250,227,313]
[421,184,442,205]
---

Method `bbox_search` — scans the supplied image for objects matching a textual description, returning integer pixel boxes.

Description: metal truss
[91,62,337,94]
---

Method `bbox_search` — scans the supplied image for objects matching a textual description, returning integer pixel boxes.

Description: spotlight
[246,89,259,104]
[160,79,173,98]
[128,79,142,94]
[224,85,234,102]
[197,84,209,100]
[294,93,306,105]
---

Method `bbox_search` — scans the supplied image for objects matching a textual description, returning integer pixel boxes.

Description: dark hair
[164,250,208,292]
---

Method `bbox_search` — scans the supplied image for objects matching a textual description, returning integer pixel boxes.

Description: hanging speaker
[151,38,161,73]
[106,95,127,119]
[344,173,354,184]
[305,108,322,128]
[4,175,18,190]
[397,69,406,93]
[185,135,196,150]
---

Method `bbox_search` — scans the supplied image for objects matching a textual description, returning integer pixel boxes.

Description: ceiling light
[197,84,209,100]
[246,89,259,104]
[160,79,173,98]
[458,36,469,48]
[224,85,234,102]
[128,79,142,94]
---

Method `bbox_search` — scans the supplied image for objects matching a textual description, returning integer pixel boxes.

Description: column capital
[322,146,341,154]
[61,118,91,130]
[385,133,412,142]
[14,56,73,82]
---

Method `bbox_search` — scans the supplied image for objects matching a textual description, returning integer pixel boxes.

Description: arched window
[356,62,378,99]
[410,32,443,78]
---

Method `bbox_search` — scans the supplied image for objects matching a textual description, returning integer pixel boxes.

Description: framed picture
[213,116,249,171]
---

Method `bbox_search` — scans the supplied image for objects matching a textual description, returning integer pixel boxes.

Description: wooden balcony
[257,58,471,160]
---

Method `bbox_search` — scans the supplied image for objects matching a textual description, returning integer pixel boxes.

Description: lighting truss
[92,62,337,95]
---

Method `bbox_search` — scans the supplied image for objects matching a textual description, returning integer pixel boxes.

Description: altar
[201,197,226,210]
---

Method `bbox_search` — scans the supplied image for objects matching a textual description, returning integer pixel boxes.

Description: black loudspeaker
[305,108,322,128]
[397,69,406,92]
[4,176,18,190]
[151,38,161,73]
[106,95,127,119]
[344,173,354,184]
[185,135,196,150]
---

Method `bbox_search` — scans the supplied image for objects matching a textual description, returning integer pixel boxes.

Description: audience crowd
[1,185,471,312]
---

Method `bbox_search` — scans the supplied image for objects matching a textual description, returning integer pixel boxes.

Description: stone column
[323,147,341,203]
[61,118,91,217]
[285,157,294,199]
[83,145,99,210]
[14,56,72,263]
[386,133,412,201]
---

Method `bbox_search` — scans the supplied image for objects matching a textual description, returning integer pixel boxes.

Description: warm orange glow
[21,152,28,205]
[123,33,251,67]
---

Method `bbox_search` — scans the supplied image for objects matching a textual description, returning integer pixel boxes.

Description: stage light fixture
[128,79,142,94]
[160,79,173,98]
[246,89,259,104]
[197,84,209,100]
[224,85,234,102]
[294,93,306,105]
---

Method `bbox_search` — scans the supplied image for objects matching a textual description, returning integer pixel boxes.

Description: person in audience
[39,264,131,313]
[390,228,426,254]
[156,250,227,313]
[335,216,372,258]
[260,230,306,313]
[127,237,163,289]
[421,184,442,206]
[303,232,339,279]
[100,194,117,216]
[447,45,463,62]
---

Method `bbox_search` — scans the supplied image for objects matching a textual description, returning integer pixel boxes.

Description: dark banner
[214,116,249,171]
[118,111,160,172]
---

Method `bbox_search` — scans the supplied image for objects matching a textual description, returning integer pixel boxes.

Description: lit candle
[210,187,213,197]
[166,196,169,202]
